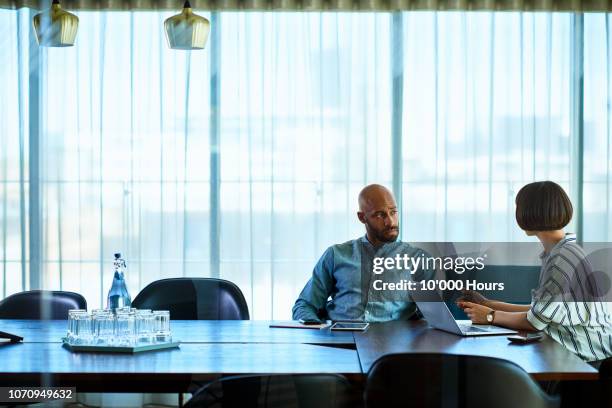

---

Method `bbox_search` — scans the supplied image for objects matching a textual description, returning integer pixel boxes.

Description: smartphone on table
[330,322,369,331]
[299,319,323,325]
[507,332,544,344]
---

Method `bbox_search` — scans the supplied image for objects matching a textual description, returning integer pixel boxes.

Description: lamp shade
[32,0,79,47]
[164,1,210,50]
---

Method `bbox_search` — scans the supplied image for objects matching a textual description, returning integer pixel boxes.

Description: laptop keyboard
[459,324,488,333]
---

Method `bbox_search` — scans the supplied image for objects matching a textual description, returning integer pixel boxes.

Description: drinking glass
[73,311,93,345]
[115,311,136,346]
[116,306,132,314]
[93,310,115,345]
[153,310,171,342]
[135,309,154,344]
[67,309,87,343]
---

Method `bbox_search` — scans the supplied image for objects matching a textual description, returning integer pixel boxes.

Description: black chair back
[184,374,361,408]
[365,353,559,408]
[0,290,87,319]
[132,278,249,320]
[599,358,612,408]
[558,358,611,407]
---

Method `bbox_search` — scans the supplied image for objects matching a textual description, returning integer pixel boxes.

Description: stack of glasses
[66,308,171,346]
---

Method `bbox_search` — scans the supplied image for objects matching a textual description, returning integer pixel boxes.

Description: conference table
[0,319,598,393]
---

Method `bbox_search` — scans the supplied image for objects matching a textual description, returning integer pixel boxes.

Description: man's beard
[370,225,399,243]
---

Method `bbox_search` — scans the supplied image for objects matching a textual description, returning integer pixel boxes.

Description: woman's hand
[457,301,493,325]
[457,290,489,307]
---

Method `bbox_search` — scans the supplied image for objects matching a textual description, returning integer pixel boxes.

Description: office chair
[365,353,559,408]
[0,290,87,319]
[132,277,250,406]
[563,357,612,408]
[599,358,612,407]
[184,374,362,408]
[132,278,249,320]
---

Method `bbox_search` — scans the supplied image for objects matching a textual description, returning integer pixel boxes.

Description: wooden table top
[0,318,599,391]
[0,341,362,392]
[354,320,599,381]
[1,319,355,345]
[0,341,362,375]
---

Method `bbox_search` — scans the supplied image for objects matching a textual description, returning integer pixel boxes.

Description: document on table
[269,321,331,330]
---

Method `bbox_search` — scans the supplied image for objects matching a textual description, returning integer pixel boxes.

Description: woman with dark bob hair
[458,181,612,365]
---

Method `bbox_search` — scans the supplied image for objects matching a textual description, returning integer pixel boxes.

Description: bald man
[292,184,434,323]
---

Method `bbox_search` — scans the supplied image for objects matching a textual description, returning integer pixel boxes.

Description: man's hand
[457,301,493,325]
[457,290,489,307]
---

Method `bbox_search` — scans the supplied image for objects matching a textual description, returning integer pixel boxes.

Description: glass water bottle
[106,253,132,312]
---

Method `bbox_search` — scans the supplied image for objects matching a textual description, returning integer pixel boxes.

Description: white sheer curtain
[400,12,574,242]
[40,10,212,312]
[0,9,611,320]
[584,13,612,241]
[0,9,29,299]
[217,13,392,319]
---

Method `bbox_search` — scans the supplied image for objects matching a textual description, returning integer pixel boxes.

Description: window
[0,10,609,318]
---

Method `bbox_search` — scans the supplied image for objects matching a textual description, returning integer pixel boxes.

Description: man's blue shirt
[292,235,434,322]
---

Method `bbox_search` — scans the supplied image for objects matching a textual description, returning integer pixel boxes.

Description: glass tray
[61,338,180,353]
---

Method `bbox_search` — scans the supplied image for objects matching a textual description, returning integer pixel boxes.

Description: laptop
[414,291,517,337]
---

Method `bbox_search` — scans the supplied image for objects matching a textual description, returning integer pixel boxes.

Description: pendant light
[164,1,210,50]
[32,0,79,47]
